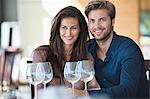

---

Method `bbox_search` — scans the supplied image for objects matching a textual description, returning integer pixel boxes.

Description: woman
[32,6,93,88]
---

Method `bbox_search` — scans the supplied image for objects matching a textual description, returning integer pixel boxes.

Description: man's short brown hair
[85,0,116,20]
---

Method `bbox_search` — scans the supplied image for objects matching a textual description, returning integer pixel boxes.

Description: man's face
[88,9,115,41]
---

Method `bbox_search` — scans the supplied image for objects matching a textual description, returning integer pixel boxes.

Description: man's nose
[93,21,102,29]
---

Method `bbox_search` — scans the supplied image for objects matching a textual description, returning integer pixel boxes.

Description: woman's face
[59,17,80,47]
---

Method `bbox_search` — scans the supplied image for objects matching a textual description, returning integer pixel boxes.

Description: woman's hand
[64,76,101,90]
[47,77,61,85]
[67,87,89,98]
[88,77,101,90]
[67,77,101,98]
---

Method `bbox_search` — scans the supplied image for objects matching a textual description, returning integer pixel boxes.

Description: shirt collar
[106,32,118,55]
[89,31,119,62]
[104,32,119,62]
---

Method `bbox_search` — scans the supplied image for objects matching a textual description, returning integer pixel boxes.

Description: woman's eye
[89,19,95,23]
[72,27,77,30]
[61,26,67,30]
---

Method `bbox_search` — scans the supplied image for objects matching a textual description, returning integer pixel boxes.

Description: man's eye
[100,18,106,22]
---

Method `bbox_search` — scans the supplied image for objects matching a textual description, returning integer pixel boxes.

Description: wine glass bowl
[78,60,95,90]
[26,63,45,85]
[41,62,53,90]
[63,61,81,96]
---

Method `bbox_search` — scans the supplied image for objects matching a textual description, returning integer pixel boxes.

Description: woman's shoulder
[34,45,51,51]
[32,45,53,62]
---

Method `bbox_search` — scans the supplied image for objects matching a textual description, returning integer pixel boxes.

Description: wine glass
[41,62,53,90]
[63,61,81,96]
[26,63,45,99]
[79,60,95,90]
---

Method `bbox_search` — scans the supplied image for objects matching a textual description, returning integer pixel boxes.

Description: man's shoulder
[86,39,95,45]
[86,39,96,52]
[115,34,142,54]
[116,34,137,47]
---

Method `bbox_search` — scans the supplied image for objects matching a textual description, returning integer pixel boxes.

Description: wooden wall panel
[111,0,140,43]
[77,0,140,43]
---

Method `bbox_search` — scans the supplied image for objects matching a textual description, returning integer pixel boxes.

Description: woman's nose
[66,28,71,36]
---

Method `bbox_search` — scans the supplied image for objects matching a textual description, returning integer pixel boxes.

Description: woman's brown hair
[49,6,89,73]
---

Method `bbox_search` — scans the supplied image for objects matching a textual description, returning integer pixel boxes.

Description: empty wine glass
[63,61,81,96]
[41,62,53,90]
[79,60,95,90]
[26,63,45,99]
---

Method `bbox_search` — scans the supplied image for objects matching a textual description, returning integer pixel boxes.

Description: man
[84,0,149,98]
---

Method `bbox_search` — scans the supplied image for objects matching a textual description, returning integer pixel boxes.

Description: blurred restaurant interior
[0,0,150,98]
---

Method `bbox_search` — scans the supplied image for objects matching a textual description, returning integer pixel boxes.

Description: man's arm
[88,43,147,98]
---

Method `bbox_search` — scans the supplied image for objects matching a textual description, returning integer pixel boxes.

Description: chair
[0,47,21,91]
[144,60,150,97]
[27,60,34,99]
[0,48,5,91]
[144,60,150,81]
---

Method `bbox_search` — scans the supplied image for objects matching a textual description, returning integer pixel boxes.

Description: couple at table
[32,0,149,98]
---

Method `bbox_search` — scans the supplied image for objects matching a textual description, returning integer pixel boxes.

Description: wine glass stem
[44,83,46,91]
[84,81,87,90]
[72,83,75,97]
[34,85,38,99]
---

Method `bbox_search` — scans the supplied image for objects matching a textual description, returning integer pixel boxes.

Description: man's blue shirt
[87,32,149,98]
